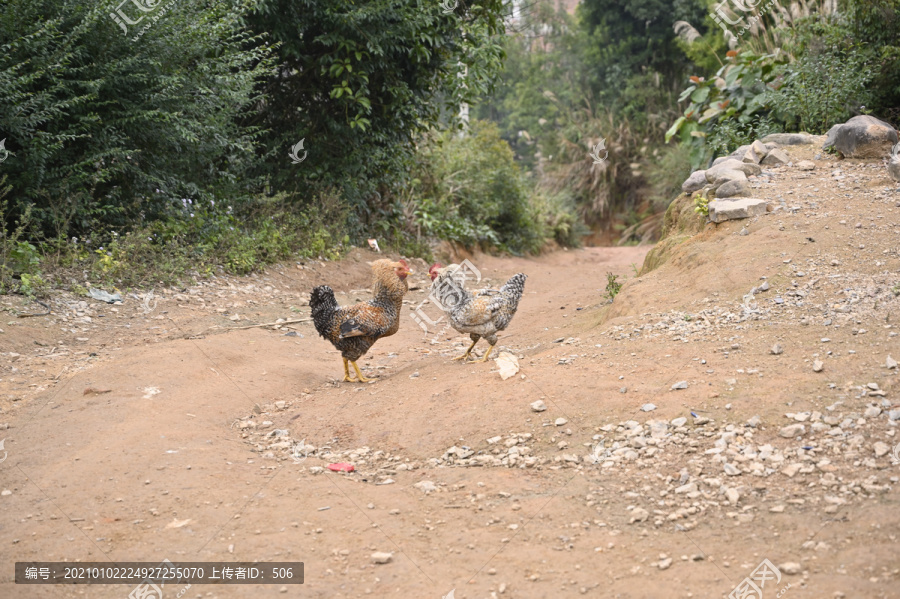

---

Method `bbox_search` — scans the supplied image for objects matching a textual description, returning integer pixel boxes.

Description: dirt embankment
[1,139,900,599]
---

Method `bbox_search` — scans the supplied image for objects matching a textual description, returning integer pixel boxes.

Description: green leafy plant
[766,23,875,133]
[603,272,623,301]
[667,49,787,168]
[694,194,710,217]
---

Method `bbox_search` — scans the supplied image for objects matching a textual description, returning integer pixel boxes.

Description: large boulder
[728,144,751,162]
[715,178,750,198]
[762,133,817,146]
[708,198,769,223]
[822,124,842,150]
[829,115,898,158]
[681,170,708,194]
[761,148,789,166]
[742,140,769,164]
[705,159,761,182]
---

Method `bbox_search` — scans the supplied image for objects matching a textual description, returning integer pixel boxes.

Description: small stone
[371,552,393,564]
[779,562,802,575]
[725,488,740,504]
[675,482,698,494]
[671,417,687,427]
[886,356,898,370]
[658,557,673,570]
[812,360,824,372]
[723,463,741,476]
[769,505,786,513]
[761,148,789,165]
[413,481,437,494]
[555,418,568,426]
[671,381,688,390]
[530,400,547,412]
[629,507,650,524]
[796,160,816,171]
[779,424,805,438]
[1,489,11,496]
[781,463,802,477]
[274,401,286,410]
[641,403,657,412]
[873,442,891,458]
[770,344,783,355]
[739,227,749,236]
[889,410,900,421]
[746,415,761,428]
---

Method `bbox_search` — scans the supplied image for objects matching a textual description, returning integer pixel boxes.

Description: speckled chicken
[429,263,527,363]
[889,142,900,183]
[310,259,411,382]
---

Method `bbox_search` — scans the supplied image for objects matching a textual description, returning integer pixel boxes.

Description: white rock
[675,482,698,494]
[658,557,673,570]
[781,463,801,477]
[629,507,649,523]
[812,360,824,372]
[671,417,687,427]
[371,552,393,564]
[779,424,806,438]
[886,355,898,369]
[779,562,802,575]
[413,481,438,494]
[873,442,891,458]
[725,487,740,504]
[641,403,657,412]
[708,198,769,223]
[495,352,520,380]
[723,463,741,476]
[530,400,547,412]
[671,381,688,390]
[555,418,568,426]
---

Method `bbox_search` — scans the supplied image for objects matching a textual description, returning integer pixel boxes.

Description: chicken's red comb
[429,262,443,273]
[399,259,409,267]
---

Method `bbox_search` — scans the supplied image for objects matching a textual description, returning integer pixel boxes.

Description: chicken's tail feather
[309,285,339,338]
[500,273,527,311]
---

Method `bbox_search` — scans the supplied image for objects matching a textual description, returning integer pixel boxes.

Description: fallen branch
[16,299,52,318]
[222,317,311,330]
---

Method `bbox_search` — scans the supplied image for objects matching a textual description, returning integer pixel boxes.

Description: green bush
[241,0,506,218]
[411,121,578,254]
[0,0,273,238]
[767,22,875,133]
[666,49,787,168]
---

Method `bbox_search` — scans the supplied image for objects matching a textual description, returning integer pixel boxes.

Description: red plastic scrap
[327,463,355,472]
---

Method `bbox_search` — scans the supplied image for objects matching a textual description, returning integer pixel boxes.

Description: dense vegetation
[2,0,898,295]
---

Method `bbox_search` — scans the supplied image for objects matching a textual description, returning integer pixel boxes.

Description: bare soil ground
[2,142,900,599]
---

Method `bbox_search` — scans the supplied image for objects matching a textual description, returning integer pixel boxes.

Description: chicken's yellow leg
[475,344,495,363]
[342,358,357,382]
[351,361,371,383]
[452,339,478,362]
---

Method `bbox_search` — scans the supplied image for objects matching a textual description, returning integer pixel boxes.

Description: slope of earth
[1,144,899,599]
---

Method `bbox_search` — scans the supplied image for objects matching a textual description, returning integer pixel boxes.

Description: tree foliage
[241,0,506,216]
[0,0,272,237]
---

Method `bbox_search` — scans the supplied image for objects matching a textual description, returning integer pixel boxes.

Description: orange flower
[689,76,703,83]
[718,100,731,109]
[726,50,738,58]
[686,110,695,119]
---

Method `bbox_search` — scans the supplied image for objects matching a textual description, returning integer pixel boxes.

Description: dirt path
[2,145,900,599]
